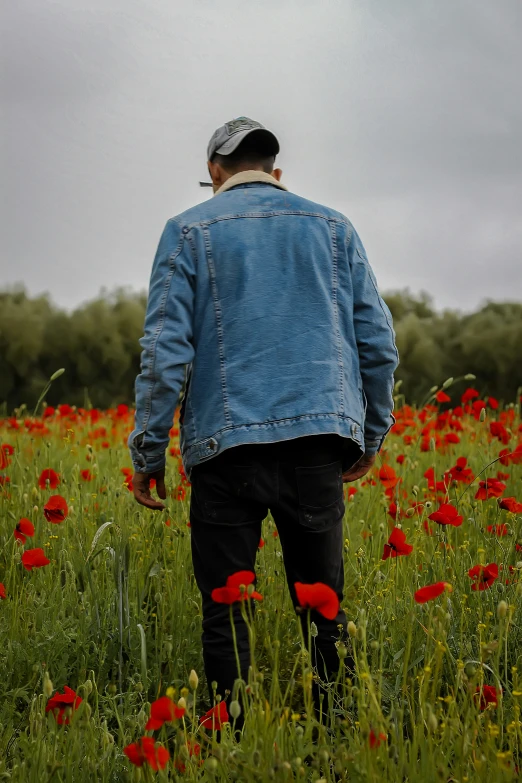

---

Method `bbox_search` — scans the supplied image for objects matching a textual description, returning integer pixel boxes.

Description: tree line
[1,287,521,412]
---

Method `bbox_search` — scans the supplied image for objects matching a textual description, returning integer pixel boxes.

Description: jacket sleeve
[347,226,399,456]
[128,219,195,473]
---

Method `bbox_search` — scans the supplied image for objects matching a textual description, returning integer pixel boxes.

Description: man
[129,116,399,715]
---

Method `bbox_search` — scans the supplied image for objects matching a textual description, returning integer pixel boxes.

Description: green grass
[0,393,521,781]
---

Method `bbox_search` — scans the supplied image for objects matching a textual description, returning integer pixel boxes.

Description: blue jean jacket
[129,171,399,480]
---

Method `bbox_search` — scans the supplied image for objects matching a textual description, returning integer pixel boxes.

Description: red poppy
[490,422,510,444]
[414,582,450,604]
[123,737,170,770]
[294,582,340,620]
[199,701,229,730]
[382,527,413,560]
[435,390,451,403]
[0,445,13,469]
[487,397,499,410]
[475,685,499,711]
[38,469,60,490]
[80,469,93,482]
[43,495,69,523]
[445,457,474,484]
[461,388,479,404]
[14,518,35,544]
[475,479,506,501]
[498,497,522,514]
[211,570,263,604]
[487,524,508,537]
[145,696,185,730]
[369,729,387,748]
[45,686,82,724]
[0,583,6,599]
[468,563,498,591]
[21,547,51,571]
[444,433,460,445]
[428,503,463,528]
[396,454,405,465]
[378,465,399,490]
[174,740,202,773]
[258,537,265,548]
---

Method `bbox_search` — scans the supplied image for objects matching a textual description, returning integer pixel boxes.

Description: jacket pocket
[295,460,345,532]
[192,463,261,525]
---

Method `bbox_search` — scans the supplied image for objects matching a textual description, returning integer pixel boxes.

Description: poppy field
[1,378,522,782]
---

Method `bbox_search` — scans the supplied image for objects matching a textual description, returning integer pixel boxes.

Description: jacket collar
[214,170,289,197]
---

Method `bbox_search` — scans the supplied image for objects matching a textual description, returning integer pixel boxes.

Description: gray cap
[207,116,280,162]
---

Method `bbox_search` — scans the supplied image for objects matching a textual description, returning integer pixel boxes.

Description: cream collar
[214,170,288,197]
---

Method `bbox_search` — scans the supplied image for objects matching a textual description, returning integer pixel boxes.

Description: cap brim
[214,127,279,157]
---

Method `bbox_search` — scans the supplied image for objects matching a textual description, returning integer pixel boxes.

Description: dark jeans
[189,433,361,714]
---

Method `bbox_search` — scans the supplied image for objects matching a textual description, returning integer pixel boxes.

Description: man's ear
[271,168,283,182]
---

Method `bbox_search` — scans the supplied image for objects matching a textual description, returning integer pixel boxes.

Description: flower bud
[497,600,508,619]
[310,622,318,638]
[479,407,486,422]
[177,696,187,710]
[464,373,476,381]
[347,621,357,637]
[442,377,454,389]
[50,368,65,381]
[43,671,53,698]
[189,669,199,690]
[229,700,241,720]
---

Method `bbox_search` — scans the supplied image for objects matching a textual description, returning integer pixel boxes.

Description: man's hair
[212,133,276,174]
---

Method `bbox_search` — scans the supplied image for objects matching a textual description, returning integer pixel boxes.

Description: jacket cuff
[128,432,166,474]
[364,438,382,457]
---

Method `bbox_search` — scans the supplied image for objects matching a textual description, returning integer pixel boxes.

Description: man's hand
[132,468,167,511]
[342,454,376,483]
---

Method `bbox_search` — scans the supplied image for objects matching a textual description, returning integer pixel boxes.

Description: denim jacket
[129,171,399,479]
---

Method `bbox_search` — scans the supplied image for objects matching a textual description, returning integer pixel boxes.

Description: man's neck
[214,170,288,196]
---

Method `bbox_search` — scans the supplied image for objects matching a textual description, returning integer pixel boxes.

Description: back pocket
[197,464,261,525]
[295,460,345,532]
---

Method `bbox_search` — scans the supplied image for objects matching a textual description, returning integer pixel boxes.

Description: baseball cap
[207,116,280,162]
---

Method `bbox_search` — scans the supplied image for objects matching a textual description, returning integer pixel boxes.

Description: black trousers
[189,433,361,712]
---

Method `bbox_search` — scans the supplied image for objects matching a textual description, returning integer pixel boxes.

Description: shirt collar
[214,170,289,197]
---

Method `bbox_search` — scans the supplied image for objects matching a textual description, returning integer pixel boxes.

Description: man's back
[129,173,398,479]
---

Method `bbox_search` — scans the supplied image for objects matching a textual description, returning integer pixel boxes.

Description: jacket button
[182,227,189,234]
[208,438,218,451]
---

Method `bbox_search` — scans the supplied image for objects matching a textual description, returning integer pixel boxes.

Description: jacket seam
[330,220,345,415]
[140,231,184,449]
[180,211,351,231]
[203,226,233,427]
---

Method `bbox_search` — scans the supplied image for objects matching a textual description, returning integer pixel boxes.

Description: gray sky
[1,0,521,312]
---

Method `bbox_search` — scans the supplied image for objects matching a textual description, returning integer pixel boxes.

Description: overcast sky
[1,0,521,313]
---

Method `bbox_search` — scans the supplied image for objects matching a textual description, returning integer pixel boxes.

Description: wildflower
[414,582,451,604]
[80,469,93,482]
[490,422,510,444]
[145,696,185,730]
[445,457,474,484]
[461,388,479,404]
[378,465,399,490]
[258,537,265,548]
[46,686,82,724]
[199,701,229,730]
[174,740,202,773]
[211,570,263,604]
[14,518,35,544]
[444,432,460,444]
[0,583,6,599]
[43,495,69,523]
[435,390,451,403]
[38,469,60,490]
[21,548,51,571]
[382,527,413,560]
[294,582,340,620]
[487,524,508,537]
[468,563,498,591]
[498,497,522,514]
[475,479,506,501]
[123,737,170,770]
[475,685,500,711]
[487,397,499,409]
[428,503,463,527]
[396,454,405,465]
[369,729,387,748]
